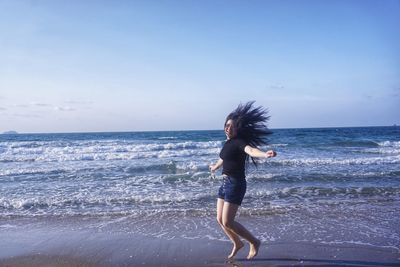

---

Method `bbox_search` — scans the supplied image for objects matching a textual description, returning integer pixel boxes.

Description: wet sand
[0,221,399,267]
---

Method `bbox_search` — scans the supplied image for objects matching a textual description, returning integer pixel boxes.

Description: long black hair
[225,101,271,165]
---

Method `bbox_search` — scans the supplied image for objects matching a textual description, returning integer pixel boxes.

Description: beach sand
[0,217,399,267]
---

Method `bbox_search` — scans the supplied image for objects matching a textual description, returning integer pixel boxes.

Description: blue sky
[0,0,399,133]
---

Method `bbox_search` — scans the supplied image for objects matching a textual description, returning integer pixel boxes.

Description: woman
[209,102,277,260]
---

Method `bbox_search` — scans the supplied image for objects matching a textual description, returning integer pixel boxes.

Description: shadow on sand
[229,257,399,267]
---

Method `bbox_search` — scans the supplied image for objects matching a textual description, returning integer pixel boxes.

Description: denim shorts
[218,176,247,206]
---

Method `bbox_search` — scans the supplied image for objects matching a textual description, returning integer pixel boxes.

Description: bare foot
[227,240,244,259]
[247,239,261,260]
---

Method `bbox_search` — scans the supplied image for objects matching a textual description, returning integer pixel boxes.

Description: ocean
[1,126,399,250]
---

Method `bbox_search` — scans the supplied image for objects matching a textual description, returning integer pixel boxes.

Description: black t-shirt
[219,138,248,179]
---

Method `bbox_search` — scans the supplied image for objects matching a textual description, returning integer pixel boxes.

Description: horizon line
[2,125,399,135]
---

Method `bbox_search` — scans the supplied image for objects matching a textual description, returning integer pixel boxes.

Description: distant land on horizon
[2,131,18,135]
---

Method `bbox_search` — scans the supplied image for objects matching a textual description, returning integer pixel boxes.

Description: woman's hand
[209,164,217,172]
[245,146,277,158]
[265,150,277,158]
[209,158,223,172]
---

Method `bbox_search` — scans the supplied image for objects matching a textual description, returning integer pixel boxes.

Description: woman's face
[224,119,236,139]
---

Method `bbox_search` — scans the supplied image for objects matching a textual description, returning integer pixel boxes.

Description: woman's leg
[216,198,244,258]
[222,202,261,259]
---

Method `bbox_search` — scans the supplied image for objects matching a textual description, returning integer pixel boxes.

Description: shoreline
[1,219,399,267]
[1,239,398,267]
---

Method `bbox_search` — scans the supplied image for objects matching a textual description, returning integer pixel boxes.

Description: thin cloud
[364,94,374,99]
[392,87,400,98]
[0,107,6,111]
[54,106,75,111]
[11,113,42,118]
[30,102,52,107]
[11,102,77,111]
[63,100,93,110]
[267,84,285,90]
[13,104,30,108]
[64,100,93,105]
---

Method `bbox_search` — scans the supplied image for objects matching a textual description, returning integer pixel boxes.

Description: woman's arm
[209,158,223,172]
[244,145,277,158]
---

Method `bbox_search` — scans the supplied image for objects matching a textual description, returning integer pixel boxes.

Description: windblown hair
[225,101,271,165]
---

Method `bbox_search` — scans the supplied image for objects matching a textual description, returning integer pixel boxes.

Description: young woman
[209,102,277,260]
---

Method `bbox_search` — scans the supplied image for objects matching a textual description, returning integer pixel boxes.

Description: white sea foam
[0,224,17,229]
[379,140,400,147]
[0,140,222,163]
[268,155,400,166]
[2,184,398,218]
